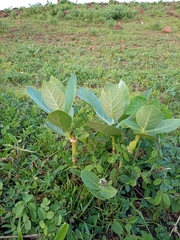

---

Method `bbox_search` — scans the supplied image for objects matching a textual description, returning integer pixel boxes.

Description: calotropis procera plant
[120,96,180,154]
[26,74,88,164]
[78,80,130,152]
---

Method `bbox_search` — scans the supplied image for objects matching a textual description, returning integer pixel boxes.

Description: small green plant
[120,96,180,153]
[78,80,130,152]
[81,170,117,200]
[26,75,88,164]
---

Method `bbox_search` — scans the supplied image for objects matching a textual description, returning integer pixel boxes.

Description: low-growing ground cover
[0,1,180,239]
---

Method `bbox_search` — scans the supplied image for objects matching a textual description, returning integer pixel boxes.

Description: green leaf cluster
[81,170,117,200]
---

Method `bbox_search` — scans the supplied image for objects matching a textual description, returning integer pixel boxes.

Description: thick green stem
[66,131,77,182]
[66,131,77,164]
[71,139,77,164]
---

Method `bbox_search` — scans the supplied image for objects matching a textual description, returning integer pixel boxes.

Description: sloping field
[0,1,180,239]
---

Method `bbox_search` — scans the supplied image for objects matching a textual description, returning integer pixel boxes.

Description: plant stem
[66,131,77,164]
[112,136,115,154]
[97,198,101,207]
[133,135,141,161]
[70,138,77,164]
[66,131,77,182]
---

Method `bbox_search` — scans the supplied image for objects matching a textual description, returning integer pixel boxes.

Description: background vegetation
[0,1,180,239]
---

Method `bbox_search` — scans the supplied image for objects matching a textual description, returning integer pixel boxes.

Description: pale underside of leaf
[46,122,66,136]
[100,185,117,199]
[65,74,76,114]
[118,80,130,108]
[100,86,126,120]
[49,76,66,93]
[119,119,141,132]
[41,81,65,111]
[78,88,115,125]
[144,119,180,135]
[136,105,163,131]
[26,86,51,113]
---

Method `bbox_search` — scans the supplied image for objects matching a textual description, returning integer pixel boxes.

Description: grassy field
[0,1,180,239]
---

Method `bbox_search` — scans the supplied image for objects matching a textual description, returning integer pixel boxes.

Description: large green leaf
[118,80,130,108]
[47,110,72,131]
[87,121,121,136]
[65,74,76,114]
[145,119,180,135]
[26,87,51,113]
[41,81,65,111]
[100,185,117,199]
[78,88,115,125]
[46,122,65,136]
[81,170,100,190]
[49,76,65,93]
[119,119,142,132]
[136,106,163,131]
[125,96,147,115]
[145,99,161,110]
[100,83,126,120]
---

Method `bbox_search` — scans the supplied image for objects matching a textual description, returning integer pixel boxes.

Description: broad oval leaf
[145,119,180,135]
[41,81,65,111]
[154,194,162,206]
[100,185,117,199]
[136,105,163,131]
[46,122,65,136]
[13,201,25,218]
[47,110,72,131]
[65,74,77,114]
[145,99,161,109]
[125,96,147,115]
[26,87,51,113]
[111,221,124,236]
[153,178,162,185]
[119,119,141,132]
[24,220,31,231]
[38,207,46,220]
[100,84,126,120]
[78,88,115,125]
[81,170,100,190]
[162,193,171,206]
[49,76,65,93]
[87,121,121,136]
[47,211,55,220]
[88,188,105,200]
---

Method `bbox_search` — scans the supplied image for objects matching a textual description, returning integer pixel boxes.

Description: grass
[0,1,180,239]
